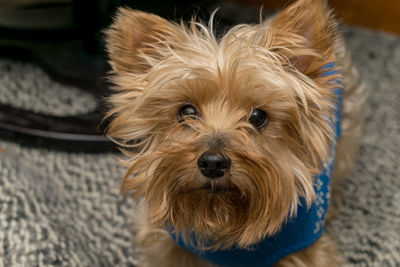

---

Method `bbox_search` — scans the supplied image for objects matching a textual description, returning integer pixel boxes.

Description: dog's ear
[269,0,338,78]
[265,0,339,174]
[105,8,177,74]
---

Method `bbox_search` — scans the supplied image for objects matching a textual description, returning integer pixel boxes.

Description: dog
[105,0,366,266]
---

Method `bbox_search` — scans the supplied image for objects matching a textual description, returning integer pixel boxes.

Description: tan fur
[105,0,365,265]
[276,234,342,267]
[332,36,367,182]
[130,201,214,267]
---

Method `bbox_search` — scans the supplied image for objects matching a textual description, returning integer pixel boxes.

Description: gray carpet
[0,59,97,116]
[1,12,400,267]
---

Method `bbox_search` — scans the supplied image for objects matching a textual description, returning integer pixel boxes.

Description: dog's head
[105,0,339,249]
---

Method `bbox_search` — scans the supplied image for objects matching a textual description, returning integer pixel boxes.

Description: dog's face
[106,0,339,249]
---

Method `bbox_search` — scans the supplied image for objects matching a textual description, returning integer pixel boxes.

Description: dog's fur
[105,0,366,266]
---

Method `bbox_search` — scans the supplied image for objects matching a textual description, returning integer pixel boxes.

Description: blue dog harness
[169,63,342,267]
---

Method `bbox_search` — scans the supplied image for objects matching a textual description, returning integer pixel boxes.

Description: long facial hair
[105,0,339,250]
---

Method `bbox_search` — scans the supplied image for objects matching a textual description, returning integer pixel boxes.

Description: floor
[233,0,400,35]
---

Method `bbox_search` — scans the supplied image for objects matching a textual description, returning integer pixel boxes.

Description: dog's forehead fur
[134,22,316,106]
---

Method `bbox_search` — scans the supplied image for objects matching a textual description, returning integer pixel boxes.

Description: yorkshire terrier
[105,0,366,266]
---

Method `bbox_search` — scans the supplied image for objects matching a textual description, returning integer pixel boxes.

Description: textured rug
[1,6,400,267]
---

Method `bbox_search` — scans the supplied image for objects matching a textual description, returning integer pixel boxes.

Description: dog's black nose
[197,152,231,179]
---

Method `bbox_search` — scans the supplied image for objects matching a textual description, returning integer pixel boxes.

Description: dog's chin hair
[120,139,316,250]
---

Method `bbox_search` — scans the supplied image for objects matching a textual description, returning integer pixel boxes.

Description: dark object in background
[0,0,213,151]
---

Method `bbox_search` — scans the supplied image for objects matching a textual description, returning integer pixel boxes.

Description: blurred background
[238,0,400,34]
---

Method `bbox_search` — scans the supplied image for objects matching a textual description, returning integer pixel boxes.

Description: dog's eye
[249,109,268,129]
[178,104,198,122]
